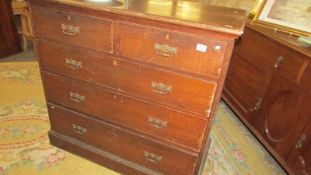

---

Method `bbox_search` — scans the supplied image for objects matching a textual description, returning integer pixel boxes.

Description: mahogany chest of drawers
[28,0,247,174]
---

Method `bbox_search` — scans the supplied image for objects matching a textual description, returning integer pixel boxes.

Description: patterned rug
[0,61,286,175]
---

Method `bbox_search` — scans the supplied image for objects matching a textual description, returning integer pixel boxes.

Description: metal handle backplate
[144,151,162,163]
[66,58,82,69]
[249,98,262,112]
[274,56,285,68]
[295,134,307,149]
[70,92,85,103]
[62,24,80,36]
[151,82,172,95]
[148,116,168,129]
[154,43,177,57]
[72,124,87,135]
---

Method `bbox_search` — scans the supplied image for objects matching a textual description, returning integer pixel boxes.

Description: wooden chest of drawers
[28,0,247,174]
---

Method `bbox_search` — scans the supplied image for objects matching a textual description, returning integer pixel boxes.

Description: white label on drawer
[196,43,208,53]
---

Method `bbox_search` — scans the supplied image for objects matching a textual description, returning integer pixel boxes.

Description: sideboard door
[287,110,311,175]
[251,75,310,159]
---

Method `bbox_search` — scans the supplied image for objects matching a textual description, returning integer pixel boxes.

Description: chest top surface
[29,0,248,36]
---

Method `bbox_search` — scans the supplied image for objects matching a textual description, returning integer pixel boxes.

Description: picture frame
[254,0,311,36]
[249,0,265,17]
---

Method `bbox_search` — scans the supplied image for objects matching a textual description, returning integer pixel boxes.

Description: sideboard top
[29,0,248,36]
[248,23,311,58]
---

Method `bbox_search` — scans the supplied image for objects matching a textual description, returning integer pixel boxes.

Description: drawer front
[31,4,112,52]
[42,72,207,151]
[38,40,217,115]
[236,26,305,82]
[38,39,119,88]
[115,22,227,78]
[235,27,282,72]
[48,104,198,175]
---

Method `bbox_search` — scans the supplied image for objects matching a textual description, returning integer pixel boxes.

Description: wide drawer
[115,21,227,78]
[42,71,207,151]
[31,4,112,52]
[48,104,198,175]
[38,39,217,115]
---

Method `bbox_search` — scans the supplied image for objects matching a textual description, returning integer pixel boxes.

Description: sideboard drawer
[38,40,217,115]
[115,22,227,78]
[48,104,198,175]
[31,4,112,52]
[42,72,208,151]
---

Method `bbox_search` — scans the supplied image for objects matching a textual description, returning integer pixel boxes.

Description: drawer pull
[299,156,306,167]
[148,116,168,128]
[62,24,80,36]
[295,134,306,149]
[151,82,172,95]
[66,58,82,69]
[72,124,87,135]
[154,43,177,57]
[274,56,284,69]
[70,92,85,103]
[249,98,262,112]
[144,151,162,163]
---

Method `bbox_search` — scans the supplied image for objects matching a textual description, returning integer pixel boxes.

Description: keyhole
[113,60,118,66]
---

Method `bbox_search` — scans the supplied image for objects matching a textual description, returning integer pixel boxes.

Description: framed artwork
[255,0,311,36]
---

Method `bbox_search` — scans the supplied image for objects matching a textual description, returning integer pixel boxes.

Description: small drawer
[42,72,207,151]
[37,39,119,88]
[276,50,306,83]
[38,40,217,115]
[115,21,227,78]
[236,26,305,82]
[48,104,198,175]
[31,4,112,52]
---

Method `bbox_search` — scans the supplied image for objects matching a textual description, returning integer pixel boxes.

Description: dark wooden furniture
[12,0,34,50]
[223,23,311,175]
[28,0,247,174]
[0,0,20,58]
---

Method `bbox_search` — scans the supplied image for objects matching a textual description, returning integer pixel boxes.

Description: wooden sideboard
[0,0,20,58]
[223,23,311,175]
[28,0,247,174]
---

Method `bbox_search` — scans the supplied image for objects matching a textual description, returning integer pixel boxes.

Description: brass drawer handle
[151,82,172,95]
[70,92,85,103]
[295,134,307,149]
[249,98,262,112]
[62,24,80,36]
[72,124,87,135]
[154,43,177,57]
[148,116,168,129]
[66,58,82,69]
[144,151,162,163]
